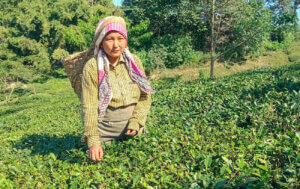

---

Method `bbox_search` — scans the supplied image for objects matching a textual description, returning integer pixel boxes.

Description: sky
[112,0,123,7]
[112,0,300,24]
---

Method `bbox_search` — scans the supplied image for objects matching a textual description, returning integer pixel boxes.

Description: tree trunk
[294,0,299,29]
[210,0,215,78]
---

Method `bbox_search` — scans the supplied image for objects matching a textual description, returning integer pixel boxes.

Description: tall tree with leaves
[0,0,124,86]
[266,0,298,41]
[123,0,271,59]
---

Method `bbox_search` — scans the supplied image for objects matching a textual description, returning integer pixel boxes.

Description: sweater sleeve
[81,59,101,147]
[127,55,152,132]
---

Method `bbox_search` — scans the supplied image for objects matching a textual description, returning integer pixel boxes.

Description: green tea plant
[0,63,299,188]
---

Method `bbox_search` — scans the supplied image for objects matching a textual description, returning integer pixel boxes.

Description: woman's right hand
[89,145,104,161]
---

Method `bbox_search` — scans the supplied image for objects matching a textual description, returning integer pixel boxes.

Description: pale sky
[112,0,123,6]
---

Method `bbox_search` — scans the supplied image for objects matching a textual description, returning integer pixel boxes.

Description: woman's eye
[105,37,113,41]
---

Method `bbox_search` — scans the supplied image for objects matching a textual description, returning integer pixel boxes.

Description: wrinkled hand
[125,129,137,136]
[89,145,103,161]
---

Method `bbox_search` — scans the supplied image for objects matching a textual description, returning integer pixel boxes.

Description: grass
[151,43,297,81]
[0,62,299,188]
[288,42,300,63]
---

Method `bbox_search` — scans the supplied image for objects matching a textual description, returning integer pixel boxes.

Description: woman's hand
[125,129,137,136]
[89,145,103,161]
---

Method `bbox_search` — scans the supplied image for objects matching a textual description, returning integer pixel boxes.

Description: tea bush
[0,63,299,188]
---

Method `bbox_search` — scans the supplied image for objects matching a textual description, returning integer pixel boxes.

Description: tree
[0,0,124,86]
[292,0,300,21]
[210,0,215,77]
[123,0,271,58]
[266,0,298,41]
[123,0,207,40]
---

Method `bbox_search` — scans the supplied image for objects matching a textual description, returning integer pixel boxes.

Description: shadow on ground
[14,134,88,162]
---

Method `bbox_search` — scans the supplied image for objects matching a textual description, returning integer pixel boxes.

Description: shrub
[294,26,300,41]
[64,26,87,53]
[136,48,167,75]
[148,35,195,68]
[128,19,153,51]
[164,35,194,68]
[287,41,300,63]
[288,55,300,63]
[137,35,202,72]
[262,40,283,51]
[0,60,36,84]
[51,48,70,70]
[135,50,152,74]
[198,69,206,79]
[52,48,70,61]
[188,51,210,66]
[7,36,51,75]
[77,19,96,47]
[281,32,295,54]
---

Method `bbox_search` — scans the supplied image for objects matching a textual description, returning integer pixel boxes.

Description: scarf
[93,16,154,122]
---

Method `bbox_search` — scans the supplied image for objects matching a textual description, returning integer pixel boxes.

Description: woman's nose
[113,40,119,47]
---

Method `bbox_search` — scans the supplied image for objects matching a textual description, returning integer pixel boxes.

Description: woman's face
[102,31,127,60]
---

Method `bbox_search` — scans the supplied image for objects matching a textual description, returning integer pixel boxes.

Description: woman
[80,16,154,162]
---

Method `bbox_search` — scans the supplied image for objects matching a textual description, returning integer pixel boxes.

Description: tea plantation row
[0,63,299,188]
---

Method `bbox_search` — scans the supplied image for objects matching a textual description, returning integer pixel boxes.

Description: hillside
[0,63,299,188]
[151,42,300,81]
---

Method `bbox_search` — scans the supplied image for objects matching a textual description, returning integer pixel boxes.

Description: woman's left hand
[125,129,137,136]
